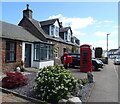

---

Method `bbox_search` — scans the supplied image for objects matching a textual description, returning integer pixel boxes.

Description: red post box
[63,52,72,69]
[67,56,72,63]
[80,44,92,72]
[63,52,68,66]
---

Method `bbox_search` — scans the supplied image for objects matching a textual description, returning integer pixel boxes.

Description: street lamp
[106,33,110,64]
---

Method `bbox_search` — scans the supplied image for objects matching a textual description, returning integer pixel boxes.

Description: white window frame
[49,21,59,37]
[64,32,67,41]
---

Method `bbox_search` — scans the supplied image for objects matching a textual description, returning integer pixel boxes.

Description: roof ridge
[40,18,58,22]
[1,21,24,29]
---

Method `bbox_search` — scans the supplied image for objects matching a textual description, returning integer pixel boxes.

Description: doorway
[25,44,31,67]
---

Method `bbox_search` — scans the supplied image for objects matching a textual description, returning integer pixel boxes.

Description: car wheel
[95,66,99,70]
[92,65,95,71]
[72,64,75,68]
[64,65,68,69]
[67,63,71,68]
[93,65,98,71]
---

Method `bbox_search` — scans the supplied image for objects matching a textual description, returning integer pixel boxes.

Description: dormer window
[51,25,54,36]
[68,32,71,42]
[55,26,59,37]
[50,25,59,37]
[64,32,67,41]
[64,30,71,42]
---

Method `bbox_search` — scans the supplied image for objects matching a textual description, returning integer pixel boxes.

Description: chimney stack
[60,22,63,28]
[23,4,33,19]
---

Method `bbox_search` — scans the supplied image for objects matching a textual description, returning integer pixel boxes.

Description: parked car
[92,59,104,70]
[114,57,120,65]
[68,53,80,67]
[67,53,104,70]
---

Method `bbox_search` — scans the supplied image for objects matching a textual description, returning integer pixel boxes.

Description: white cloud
[48,14,118,50]
[48,14,95,36]
[94,31,118,37]
[89,40,118,50]
[111,31,118,36]
[78,39,118,50]
[103,20,113,23]
[95,20,113,25]
[94,31,108,37]
[113,26,118,28]
[73,30,86,36]
[97,21,102,24]
[49,14,63,19]
[96,25,101,28]
[61,16,94,29]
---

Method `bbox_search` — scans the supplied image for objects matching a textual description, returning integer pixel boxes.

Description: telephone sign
[80,44,92,72]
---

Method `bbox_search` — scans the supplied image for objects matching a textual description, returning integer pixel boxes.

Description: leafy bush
[2,72,28,89]
[80,78,88,86]
[35,65,80,103]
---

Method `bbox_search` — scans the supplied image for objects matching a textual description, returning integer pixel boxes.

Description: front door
[25,44,31,67]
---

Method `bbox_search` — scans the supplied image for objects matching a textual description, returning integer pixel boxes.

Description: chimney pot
[23,4,33,19]
[27,4,29,10]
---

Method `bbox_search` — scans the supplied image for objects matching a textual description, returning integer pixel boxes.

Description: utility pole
[107,34,110,64]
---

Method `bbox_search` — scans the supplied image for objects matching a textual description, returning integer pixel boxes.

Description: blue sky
[1,2,118,50]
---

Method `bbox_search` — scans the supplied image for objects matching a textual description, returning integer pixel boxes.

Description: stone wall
[0,38,2,72]
[48,39,73,65]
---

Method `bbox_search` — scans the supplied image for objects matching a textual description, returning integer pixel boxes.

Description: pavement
[1,91,30,103]
[87,59,118,103]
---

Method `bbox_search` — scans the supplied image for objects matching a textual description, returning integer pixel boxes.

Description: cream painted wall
[32,60,54,68]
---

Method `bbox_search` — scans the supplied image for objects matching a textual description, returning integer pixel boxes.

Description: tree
[95,47,103,58]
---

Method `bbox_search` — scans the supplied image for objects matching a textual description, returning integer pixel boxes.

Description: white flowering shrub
[35,65,80,103]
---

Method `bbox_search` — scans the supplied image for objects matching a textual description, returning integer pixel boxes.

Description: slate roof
[72,36,79,40]
[40,18,60,26]
[30,18,51,39]
[0,21,42,42]
[60,26,73,34]
[19,16,75,45]
[60,27,70,32]
[28,18,74,45]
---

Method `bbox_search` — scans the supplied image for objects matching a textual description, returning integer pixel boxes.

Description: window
[54,47,59,58]
[64,32,67,41]
[6,42,16,62]
[55,26,59,37]
[34,44,40,60]
[68,32,71,41]
[34,43,53,61]
[49,45,54,60]
[40,44,47,60]
[50,25,59,37]
[50,25,54,36]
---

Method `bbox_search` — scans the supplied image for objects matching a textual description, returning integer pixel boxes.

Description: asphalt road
[88,59,118,103]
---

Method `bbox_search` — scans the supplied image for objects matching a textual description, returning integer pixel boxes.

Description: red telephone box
[80,44,92,72]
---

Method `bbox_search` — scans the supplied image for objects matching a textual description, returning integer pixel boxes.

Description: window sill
[5,61,16,63]
[55,57,59,59]
[33,59,54,62]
